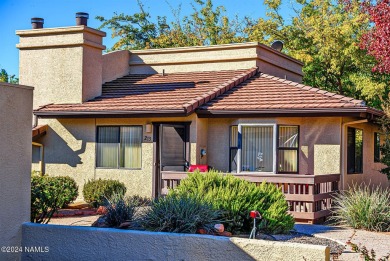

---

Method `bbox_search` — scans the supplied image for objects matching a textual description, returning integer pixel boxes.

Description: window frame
[95,125,143,170]
[276,125,300,174]
[237,123,277,174]
[229,125,238,172]
[347,127,363,174]
[374,132,380,163]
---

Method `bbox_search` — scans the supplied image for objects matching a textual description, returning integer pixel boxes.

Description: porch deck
[161,171,340,224]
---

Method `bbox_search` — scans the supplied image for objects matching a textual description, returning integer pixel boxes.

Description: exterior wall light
[145,123,152,133]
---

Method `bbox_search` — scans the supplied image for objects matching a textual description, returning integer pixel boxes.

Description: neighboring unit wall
[129,42,303,83]
[342,120,390,189]
[206,117,342,175]
[0,83,33,261]
[102,50,131,83]
[34,115,198,199]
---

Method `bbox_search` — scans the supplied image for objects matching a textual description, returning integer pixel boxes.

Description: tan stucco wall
[196,117,209,165]
[206,117,342,175]
[35,115,198,199]
[22,223,330,261]
[19,47,84,109]
[0,83,33,261]
[102,50,130,83]
[17,26,105,109]
[129,42,303,82]
[35,113,388,200]
[342,120,389,189]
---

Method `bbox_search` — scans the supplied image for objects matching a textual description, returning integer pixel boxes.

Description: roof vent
[76,12,89,26]
[31,18,44,29]
[271,40,284,52]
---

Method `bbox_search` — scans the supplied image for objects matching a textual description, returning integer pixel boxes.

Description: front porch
[161,171,340,224]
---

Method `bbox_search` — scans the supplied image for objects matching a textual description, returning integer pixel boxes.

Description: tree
[360,0,390,74]
[96,0,158,50]
[0,68,18,84]
[97,0,244,50]
[246,0,388,108]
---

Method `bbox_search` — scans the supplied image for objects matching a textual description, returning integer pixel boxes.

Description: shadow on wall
[35,120,91,171]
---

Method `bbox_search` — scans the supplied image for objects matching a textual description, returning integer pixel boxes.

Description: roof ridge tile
[183,67,258,113]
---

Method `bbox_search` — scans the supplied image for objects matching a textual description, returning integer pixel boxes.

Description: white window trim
[237,123,277,174]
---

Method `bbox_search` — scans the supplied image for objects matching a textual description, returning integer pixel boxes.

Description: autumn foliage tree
[360,0,390,74]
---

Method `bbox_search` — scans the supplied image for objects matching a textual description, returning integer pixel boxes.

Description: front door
[153,123,189,197]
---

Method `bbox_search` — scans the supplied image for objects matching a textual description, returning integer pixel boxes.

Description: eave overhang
[34,109,188,118]
[196,107,384,119]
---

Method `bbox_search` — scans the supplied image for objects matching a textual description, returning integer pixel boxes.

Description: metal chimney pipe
[76,12,89,26]
[31,18,44,29]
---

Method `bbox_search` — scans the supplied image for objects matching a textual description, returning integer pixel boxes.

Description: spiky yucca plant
[332,183,390,232]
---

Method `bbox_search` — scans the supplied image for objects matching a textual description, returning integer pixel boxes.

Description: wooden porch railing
[161,171,340,223]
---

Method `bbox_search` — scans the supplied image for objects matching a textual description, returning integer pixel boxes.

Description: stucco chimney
[16,18,106,110]
[31,18,44,29]
[76,12,89,26]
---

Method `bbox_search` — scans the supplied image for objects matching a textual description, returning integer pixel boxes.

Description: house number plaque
[143,135,152,143]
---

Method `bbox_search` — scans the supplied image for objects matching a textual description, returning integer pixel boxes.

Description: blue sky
[0,0,294,77]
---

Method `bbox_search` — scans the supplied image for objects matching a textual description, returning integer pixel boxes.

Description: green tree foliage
[96,0,243,50]
[0,68,18,84]
[246,0,388,108]
[377,104,390,180]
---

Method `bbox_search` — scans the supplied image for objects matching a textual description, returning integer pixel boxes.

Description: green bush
[31,174,78,224]
[103,194,138,228]
[142,194,223,233]
[332,183,390,232]
[172,170,294,234]
[83,179,126,207]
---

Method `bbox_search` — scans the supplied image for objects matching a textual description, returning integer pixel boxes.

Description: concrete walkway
[295,224,390,261]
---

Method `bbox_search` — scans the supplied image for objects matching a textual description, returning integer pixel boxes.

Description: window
[96,126,142,169]
[230,124,299,173]
[229,126,238,172]
[374,132,380,163]
[347,127,363,174]
[277,126,299,173]
[241,125,274,172]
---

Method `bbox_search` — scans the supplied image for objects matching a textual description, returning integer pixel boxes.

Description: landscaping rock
[218,231,232,237]
[96,206,107,215]
[91,216,108,228]
[196,228,207,234]
[119,222,132,229]
[214,224,224,233]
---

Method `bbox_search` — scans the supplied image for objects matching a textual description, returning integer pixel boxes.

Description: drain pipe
[340,119,368,190]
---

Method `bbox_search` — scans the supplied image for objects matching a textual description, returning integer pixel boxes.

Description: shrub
[83,179,126,208]
[142,194,223,233]
[332,183,390,232]
[172,170,294,234]
[103,194,138,228]
[31,174,78,224]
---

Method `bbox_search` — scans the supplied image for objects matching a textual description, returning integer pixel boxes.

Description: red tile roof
[32,125,48,141]
[198,73,383,116]
[35,68,257,116]
[34,69,382,117]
